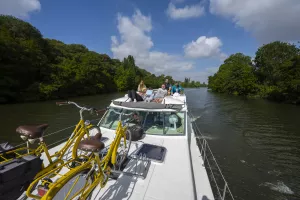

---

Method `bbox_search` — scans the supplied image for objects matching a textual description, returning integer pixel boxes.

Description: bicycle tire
[50,170,94,200]
[115,128,132,168]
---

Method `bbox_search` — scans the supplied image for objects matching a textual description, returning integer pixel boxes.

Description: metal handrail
[189,112,235,200]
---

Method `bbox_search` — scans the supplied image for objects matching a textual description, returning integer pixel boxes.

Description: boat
[17,91,234,200]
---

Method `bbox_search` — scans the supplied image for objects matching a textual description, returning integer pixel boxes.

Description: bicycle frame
[36,118,94,178]
[40,121,128,200]
[25,118,94,199]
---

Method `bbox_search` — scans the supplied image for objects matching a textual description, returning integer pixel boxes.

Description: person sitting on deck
[151,84,167,103]
[144,88,155,102]
[137,80,147,93]
[126,80,148,102]
[164,79,172,95]
[127,89,145,102]
[171,82,183,95]
[128,81,154,102]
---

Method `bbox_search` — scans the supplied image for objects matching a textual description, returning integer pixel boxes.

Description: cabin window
[143,112,184,135]
[163,112,184,134]
[99,107,185,135]
[100,108,144,129]
[100,107,122,129]
[143,112,164,135]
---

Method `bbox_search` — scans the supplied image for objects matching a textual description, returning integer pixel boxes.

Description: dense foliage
[0,15,201,104]
[208,42,300,104]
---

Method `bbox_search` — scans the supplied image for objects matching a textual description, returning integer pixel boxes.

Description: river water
[0,88,299,200]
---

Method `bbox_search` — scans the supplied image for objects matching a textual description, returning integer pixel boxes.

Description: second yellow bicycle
[30,110,133,200]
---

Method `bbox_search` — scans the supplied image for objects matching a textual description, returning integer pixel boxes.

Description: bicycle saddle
[16,124,49,139]
[78,132,105,152]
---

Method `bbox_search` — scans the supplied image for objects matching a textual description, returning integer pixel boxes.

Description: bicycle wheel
[115,128,132,169]
[72,126,100,160]
[50,170,94,200]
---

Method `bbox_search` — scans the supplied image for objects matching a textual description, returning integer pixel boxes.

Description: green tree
[0,15,49,102]
[208,53,258,95]
[254,41,299,85]
[269,55,300,103]
[0,15,202,103]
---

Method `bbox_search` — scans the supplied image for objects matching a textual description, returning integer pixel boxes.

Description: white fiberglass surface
[21,123,214,200]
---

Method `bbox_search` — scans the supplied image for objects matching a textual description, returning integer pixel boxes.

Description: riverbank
[1,87,205,105]
[207,89,300,105]
[208,42,300,105]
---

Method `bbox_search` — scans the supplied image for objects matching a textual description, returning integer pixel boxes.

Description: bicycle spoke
[52,171,93,200]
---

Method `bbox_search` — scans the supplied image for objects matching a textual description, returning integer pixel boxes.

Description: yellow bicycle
[0,101,102,199]
[33,110,133,200]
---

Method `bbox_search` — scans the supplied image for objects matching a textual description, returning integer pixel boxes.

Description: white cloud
[166,3,205,20]
[0,0,41,19]
[183,36,227,59]
[209,0,300,43]
[111,10,195,74]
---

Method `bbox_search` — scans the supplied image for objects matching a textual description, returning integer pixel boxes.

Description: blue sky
[0,0,299,83]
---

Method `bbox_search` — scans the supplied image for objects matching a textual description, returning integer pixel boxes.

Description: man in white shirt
[145,84,167,103]
[155,84,167,98]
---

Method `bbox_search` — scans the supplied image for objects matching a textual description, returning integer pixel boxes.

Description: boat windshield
[99,107,185,135]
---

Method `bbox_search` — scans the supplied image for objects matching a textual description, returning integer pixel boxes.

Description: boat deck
[22,123,214,200]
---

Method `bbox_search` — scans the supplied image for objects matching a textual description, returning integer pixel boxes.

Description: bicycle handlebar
[56,101,69,106]
[56,101,89,110]
[56,101,105,116]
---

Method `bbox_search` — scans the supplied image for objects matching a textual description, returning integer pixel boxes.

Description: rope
[47,136,70,148]
[44,125,76,138]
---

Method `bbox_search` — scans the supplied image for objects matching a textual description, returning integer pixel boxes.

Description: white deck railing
[189,113,235,200]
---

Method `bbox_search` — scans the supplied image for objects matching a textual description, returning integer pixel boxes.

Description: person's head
[139,80,144,86]
[133,112,139,120]
[161,84,166,89]
[175,82,179,87]
[165,79,169,83]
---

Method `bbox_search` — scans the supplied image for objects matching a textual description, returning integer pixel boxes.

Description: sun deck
[113,92,187,111]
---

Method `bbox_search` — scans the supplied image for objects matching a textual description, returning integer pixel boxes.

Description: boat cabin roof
[111,91,187,112]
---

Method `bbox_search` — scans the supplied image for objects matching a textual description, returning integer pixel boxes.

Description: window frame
[99,107,186,136]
